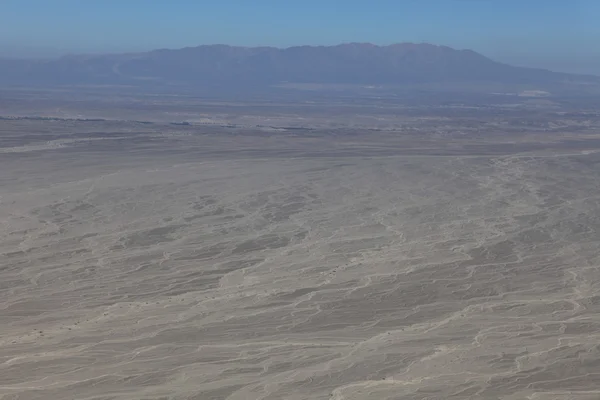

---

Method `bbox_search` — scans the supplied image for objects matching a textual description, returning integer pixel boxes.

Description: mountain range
[0,43,596,90]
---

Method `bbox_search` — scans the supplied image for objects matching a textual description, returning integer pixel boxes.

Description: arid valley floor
[2,94,600,400]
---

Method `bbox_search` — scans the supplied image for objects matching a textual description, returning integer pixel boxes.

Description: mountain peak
[0,42,592,89]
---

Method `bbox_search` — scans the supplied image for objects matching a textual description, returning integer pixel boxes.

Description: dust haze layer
[2,98,600,400]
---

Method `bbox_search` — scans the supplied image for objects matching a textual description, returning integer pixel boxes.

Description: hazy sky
[1,0,599,74]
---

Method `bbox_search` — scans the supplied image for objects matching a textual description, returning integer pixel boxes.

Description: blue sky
[1,0,599,73]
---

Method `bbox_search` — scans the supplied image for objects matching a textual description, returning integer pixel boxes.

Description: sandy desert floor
[2,122,600,400]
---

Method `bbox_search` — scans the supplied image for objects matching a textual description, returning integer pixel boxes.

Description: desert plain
[2,94,600,400]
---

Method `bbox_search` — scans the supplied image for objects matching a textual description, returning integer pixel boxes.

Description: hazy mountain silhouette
[0,43,596,89]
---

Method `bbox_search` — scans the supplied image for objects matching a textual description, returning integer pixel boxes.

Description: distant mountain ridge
[0,43,596,89]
